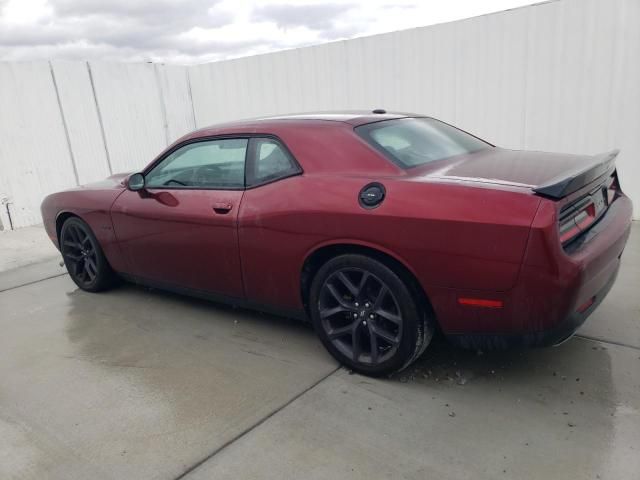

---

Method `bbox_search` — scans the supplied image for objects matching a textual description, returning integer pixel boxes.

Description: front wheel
[60,217,117,292]
[309,254,433,376]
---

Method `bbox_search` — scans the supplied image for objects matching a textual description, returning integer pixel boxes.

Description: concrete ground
[0,224,638,480]
[0,225,59,272]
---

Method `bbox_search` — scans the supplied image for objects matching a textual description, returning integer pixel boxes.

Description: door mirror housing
[128,173,145,191]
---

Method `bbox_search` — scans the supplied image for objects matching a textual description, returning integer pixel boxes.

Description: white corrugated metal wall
[0,61,195,228]
[0,0,638,229]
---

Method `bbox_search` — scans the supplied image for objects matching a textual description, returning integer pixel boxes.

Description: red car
[41,111,633,376]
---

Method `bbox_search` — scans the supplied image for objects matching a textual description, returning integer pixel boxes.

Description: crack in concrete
[173,366,341,480]
[575,334,640,351]
[0,273,68,293]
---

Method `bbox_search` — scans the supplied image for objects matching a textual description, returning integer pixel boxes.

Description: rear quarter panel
[238,174,541,321]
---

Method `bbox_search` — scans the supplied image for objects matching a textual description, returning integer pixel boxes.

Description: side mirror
[128,173,145,191]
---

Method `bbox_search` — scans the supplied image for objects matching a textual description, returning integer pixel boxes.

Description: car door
[110,137,247,298]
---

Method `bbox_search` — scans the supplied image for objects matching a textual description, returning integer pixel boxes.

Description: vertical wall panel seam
[186,68,198,128]
[154,64,170,146]
[87,62,113,175]
[49,61,80,186]
[607,0,626,148]
[341,41,350,107]
[521,7,532,149]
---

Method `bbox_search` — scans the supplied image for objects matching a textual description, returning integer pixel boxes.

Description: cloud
[251,3,355,31]
[50,0,234,53]
[0,0,537,63]
[0,25,68,47]
[0,0,249,62]
[51,0,227,30]
[0,0,357,62]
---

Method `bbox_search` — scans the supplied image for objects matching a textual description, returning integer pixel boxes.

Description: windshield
[356,117,492,168]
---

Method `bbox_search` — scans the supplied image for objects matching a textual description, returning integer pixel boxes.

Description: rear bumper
[446,261,619,350]
[444,194,632,350]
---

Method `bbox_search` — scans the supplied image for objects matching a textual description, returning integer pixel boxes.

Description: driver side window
[145,138,248,189]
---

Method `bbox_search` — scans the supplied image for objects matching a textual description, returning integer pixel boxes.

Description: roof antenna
[372,108,386,114]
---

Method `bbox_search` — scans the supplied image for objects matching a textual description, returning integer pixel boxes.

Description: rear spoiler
[533,149,619,199]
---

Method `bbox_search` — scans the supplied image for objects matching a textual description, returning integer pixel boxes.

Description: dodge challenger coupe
[41,111,633,376]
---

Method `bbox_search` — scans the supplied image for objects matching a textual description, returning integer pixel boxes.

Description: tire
[60,217,117,292]
[309,254,434,376]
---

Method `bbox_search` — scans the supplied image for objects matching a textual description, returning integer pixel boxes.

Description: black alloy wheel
[60,217,116,292]
[310,254,433,376]
[319,268,402,365]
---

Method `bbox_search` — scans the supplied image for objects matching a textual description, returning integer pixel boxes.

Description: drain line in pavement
[173,365,342,480]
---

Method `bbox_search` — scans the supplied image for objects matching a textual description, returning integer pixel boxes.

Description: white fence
[0,0,638,229]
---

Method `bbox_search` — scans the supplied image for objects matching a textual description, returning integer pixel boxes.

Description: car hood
[408,147,594,190]
[81,172,132,190]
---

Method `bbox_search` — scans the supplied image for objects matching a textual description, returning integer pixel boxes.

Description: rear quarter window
[246,138,301,187]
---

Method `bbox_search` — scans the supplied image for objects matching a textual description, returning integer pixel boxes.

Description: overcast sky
[0,0,537,64]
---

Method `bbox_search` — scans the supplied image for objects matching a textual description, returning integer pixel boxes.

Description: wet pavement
[0,225,59,272]
[0,223,638,479]
[187,337,640,480]
[0,277,337,479]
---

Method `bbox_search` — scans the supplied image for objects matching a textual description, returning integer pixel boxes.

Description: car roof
[189,110,420,138]
[252,111,416,125]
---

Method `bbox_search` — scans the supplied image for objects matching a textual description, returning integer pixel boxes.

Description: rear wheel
[60,217,117,292]
[309,254,433,376]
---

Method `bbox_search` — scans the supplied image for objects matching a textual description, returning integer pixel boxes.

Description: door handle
[213,202,233,214]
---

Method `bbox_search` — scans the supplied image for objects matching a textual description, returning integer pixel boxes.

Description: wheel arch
[300,241,437,327]
[55,211,81,244]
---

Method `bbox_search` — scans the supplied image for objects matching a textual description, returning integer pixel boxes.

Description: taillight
[606,172,620,204]
[558,171,618,246]
[559,201,596,245]
[560,208,596,245]
[559,215,582,244]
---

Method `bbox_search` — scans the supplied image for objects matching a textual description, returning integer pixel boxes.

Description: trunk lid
[532,150,618,199]
[409,147,618,196]
[408,147,622,248]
